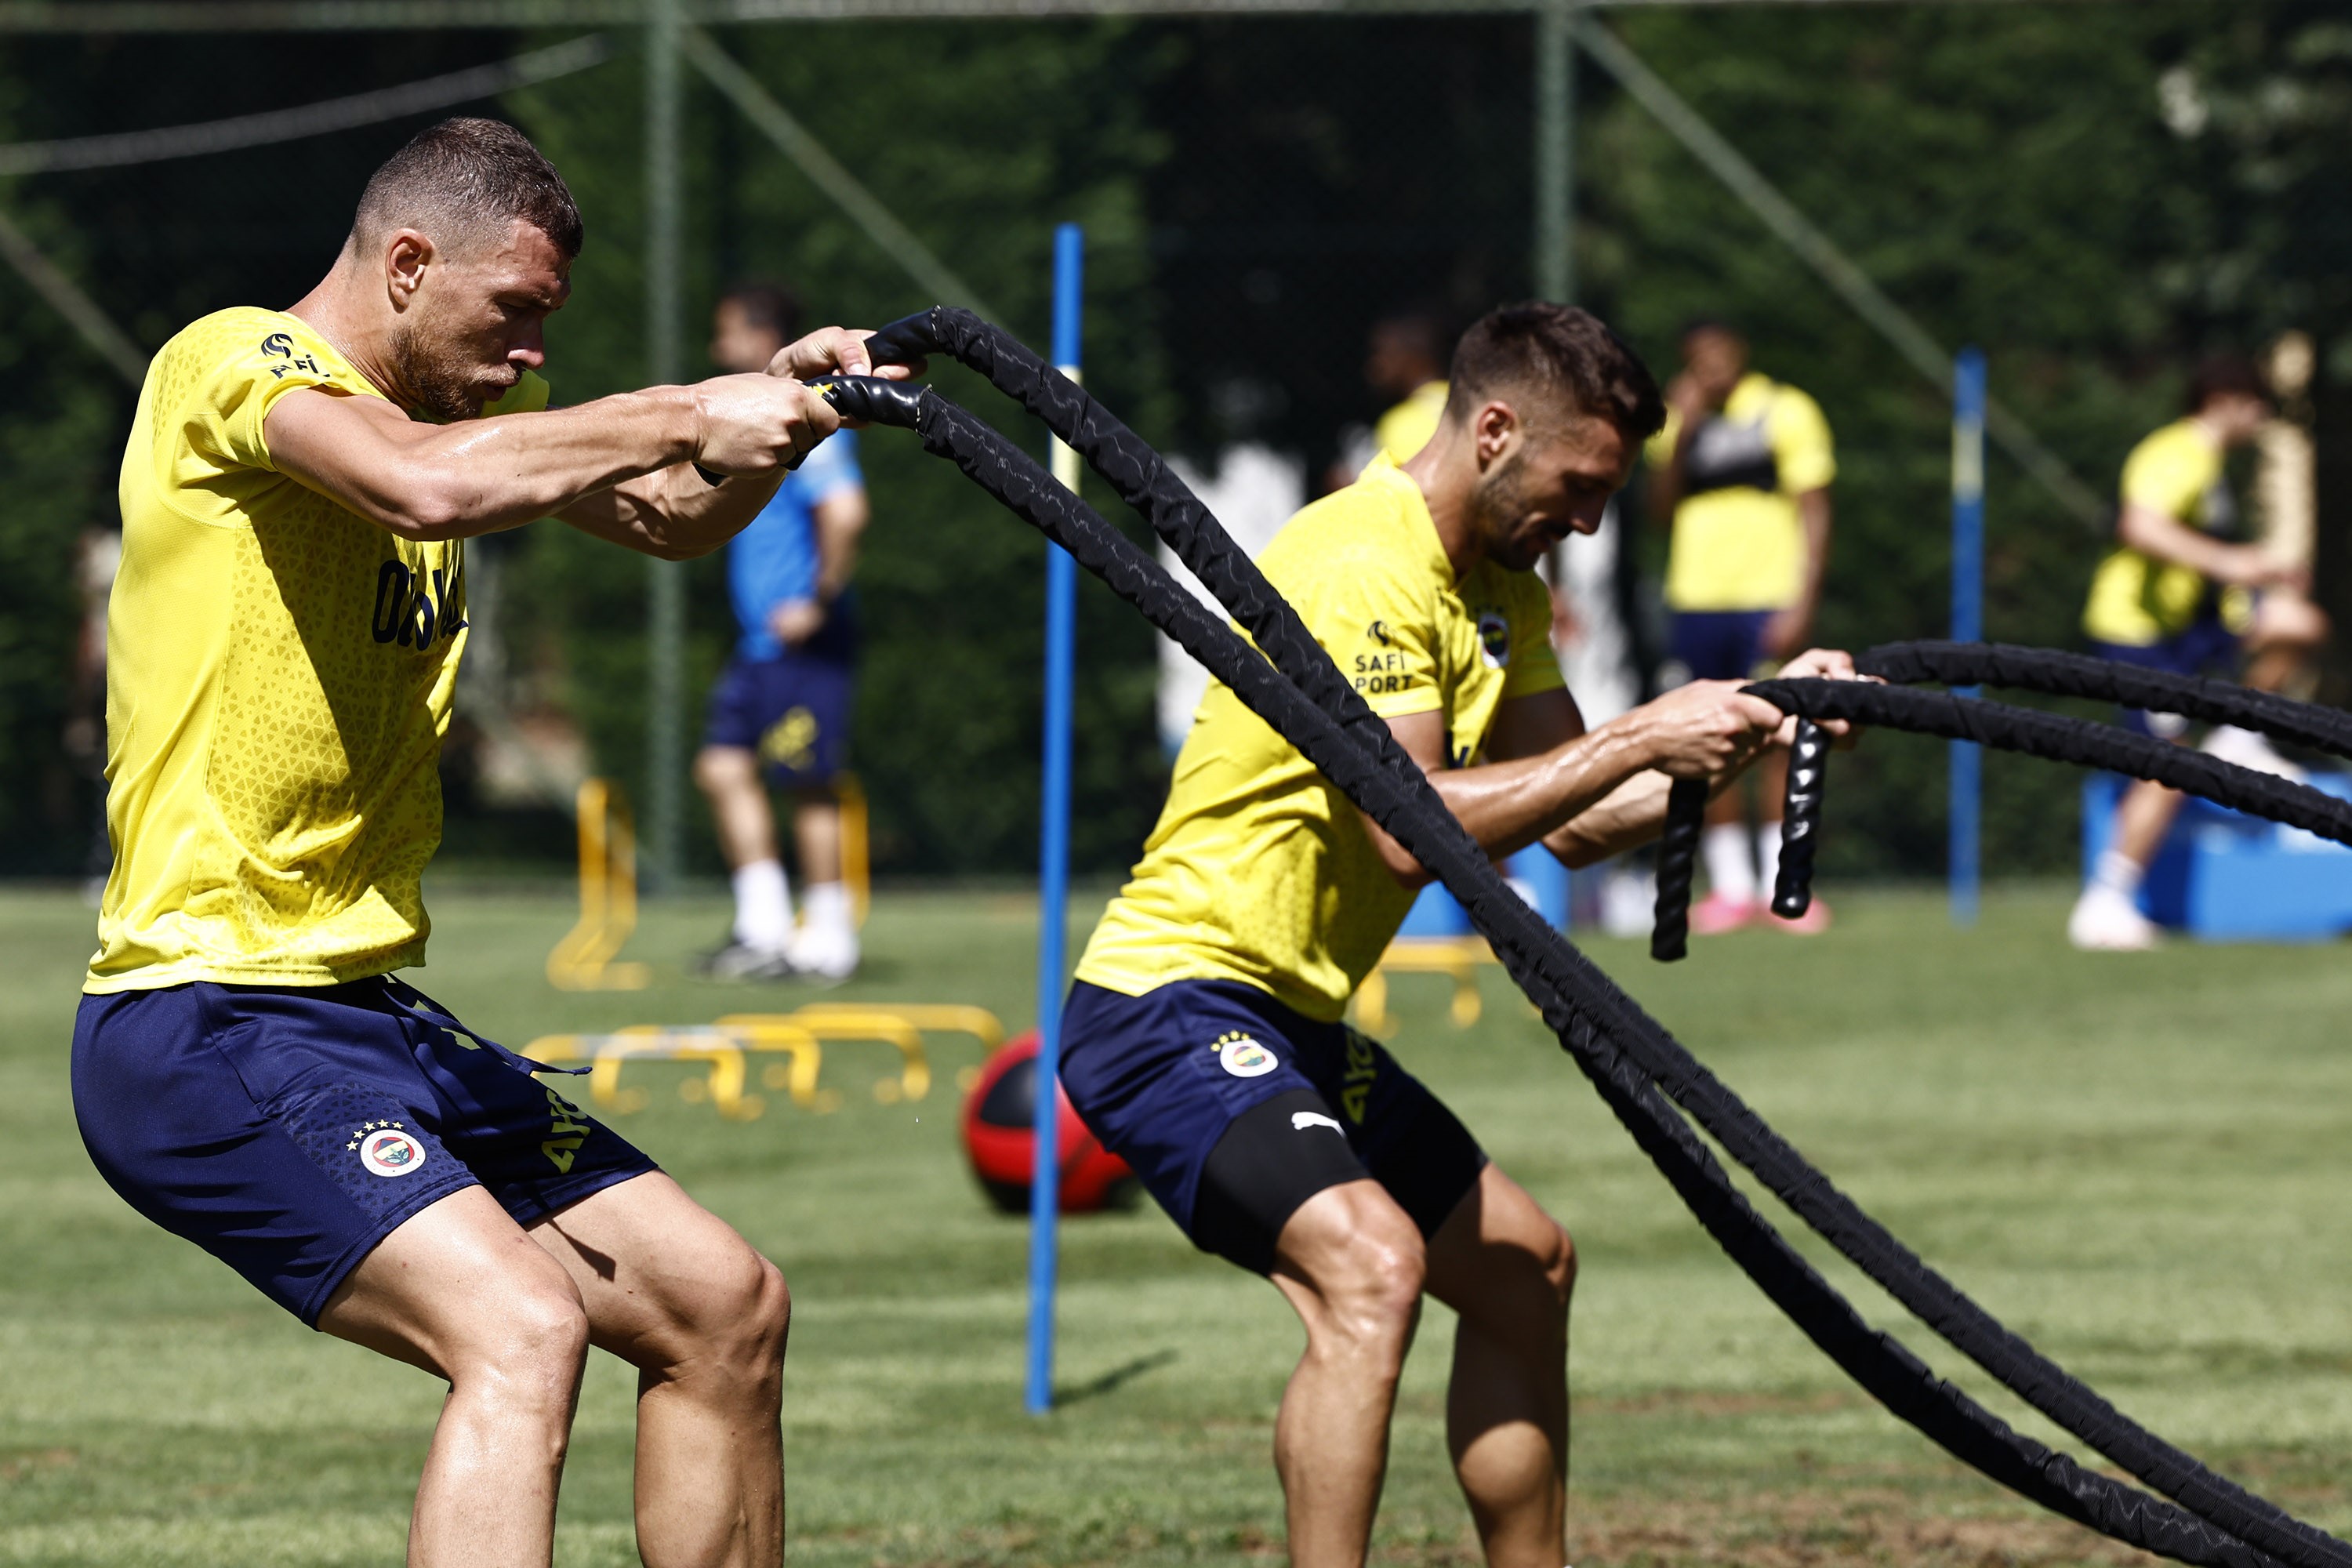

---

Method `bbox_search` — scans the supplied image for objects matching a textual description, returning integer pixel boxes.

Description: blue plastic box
[2082,771,2352,942]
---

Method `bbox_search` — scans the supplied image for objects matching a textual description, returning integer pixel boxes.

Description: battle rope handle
[1650,777,1707,962]
[815,368,2347,1568]
[1775,719,1831,917]
[1649,679,2352,960]
[1862,641,2352,761]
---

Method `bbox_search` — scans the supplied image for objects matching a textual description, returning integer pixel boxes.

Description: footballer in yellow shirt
[1062,303,1864,1566]
[2068,358,2329,952]
[70,117,909,1566]
[1645,321,1838,935]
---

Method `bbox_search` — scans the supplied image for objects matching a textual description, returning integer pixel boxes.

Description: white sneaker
[785,924,859,982]
[2201,724,2305,782]
[2067,884,2158,951]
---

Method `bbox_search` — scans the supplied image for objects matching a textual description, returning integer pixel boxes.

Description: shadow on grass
[1055,1348,1179,1406]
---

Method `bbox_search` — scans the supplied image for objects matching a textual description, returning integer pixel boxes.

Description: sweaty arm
[1352,647,1864,885]
[266,326,886,561]
[1354,679,1787,888]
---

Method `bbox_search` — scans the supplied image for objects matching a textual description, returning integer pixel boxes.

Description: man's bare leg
[791,789,842,885]
[695,746,794,960]
[695,746,779,870]
[1425,1165,1576,1568]
[531,1171,789,1568]
[317,1185,593,1568]
[1266,1181,1428,1567]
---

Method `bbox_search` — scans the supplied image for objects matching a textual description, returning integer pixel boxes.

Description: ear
[384,229,435,311]
[1473,400,1520,470]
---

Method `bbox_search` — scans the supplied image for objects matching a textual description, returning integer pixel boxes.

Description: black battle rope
[1653,681,2352,956]
[1862,641,2352,761]
[1775,719,1831,917]
[821,356,2347,1567]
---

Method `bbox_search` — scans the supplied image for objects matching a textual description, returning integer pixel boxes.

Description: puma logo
[1291,1111,1344,1134]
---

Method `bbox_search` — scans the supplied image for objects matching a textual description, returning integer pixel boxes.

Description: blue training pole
[1025,223,1083,1416]
[1950,347,1986,928]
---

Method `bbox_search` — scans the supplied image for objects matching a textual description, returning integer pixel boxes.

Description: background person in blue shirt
[694,282,869,980]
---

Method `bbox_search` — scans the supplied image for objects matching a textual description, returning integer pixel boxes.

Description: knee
[655,1244,792,1388]
[1537,1221,1577,1319]
[456,1286,590,1415]
[1316,1227,1427,1358]
[693,746,752,794]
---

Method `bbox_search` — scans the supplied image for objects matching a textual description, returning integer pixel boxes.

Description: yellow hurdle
[546,779,651,991]
[836,773,872,928]
[719,1011,930,1104]
[525,1027,756,1120]
[711,1018,832,1113]
[1349,936,1490,1036]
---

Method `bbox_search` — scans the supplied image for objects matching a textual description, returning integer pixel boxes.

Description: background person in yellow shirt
[73,118,904,1568]
[1065,303,1863,1568]
[2067,356,2329,950]
[1324,306,1451,489]
[1646,320,1837,935]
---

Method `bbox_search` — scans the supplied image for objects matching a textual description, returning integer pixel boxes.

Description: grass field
[2,880,2349,1566]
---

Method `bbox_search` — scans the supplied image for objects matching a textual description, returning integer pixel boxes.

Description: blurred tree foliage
[2,4,2350,883]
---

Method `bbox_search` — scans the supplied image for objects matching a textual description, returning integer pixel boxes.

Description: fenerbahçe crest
[349,1121,427,1178]
[1214,1031,1278,1078]
[1477,611,1511,670]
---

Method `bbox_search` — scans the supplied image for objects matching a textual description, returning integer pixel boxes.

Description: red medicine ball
[961,1030,1134,1214]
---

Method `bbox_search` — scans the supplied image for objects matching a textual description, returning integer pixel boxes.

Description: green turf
[1,880,2347,1565]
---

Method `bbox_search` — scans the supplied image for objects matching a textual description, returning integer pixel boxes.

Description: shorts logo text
[542,1086,593,1173]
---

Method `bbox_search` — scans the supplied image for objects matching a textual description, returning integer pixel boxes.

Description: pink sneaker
[1688,891,1760,935]
[1766,895,1833,935]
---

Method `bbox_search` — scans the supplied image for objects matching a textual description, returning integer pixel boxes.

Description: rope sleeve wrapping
[1860,641,2352,761]
[825,351,2352,1568]
[1650,778,1707,961]
[1773,719,1830,917]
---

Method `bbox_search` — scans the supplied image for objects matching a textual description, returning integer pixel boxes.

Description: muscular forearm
[286,387,707,540]
[574,462,790,561]
[1377,713,1666,887]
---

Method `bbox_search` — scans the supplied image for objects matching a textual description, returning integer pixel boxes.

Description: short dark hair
[718,281,803,343]
[1370,306,1450,363]
[1679,316,1742,345]
[2187,353,2269,414]
[1444,302,1665,442]
[352,117,583,260]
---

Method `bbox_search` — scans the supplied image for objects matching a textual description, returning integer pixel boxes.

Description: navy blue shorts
[2092,617,2240,738]
[702,616,858,789]
[1059,979,1486,1273]
[73,976,657,1327]
[1671,609,1777,683]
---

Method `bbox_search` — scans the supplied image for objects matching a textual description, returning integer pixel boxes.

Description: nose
[509,322,547,371]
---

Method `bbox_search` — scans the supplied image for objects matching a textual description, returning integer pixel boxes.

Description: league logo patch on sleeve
[1214,1031,1279,1078]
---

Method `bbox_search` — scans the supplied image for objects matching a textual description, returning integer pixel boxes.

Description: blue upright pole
[1950,347,1986,928]
[1025,223,1083,1416]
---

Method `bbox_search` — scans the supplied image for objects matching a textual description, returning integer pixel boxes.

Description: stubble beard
[1469,450,1545,572]
[388,318,492,423]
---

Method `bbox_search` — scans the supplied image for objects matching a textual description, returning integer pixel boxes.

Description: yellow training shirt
[1076,454,1564,1022]
[1373,379,1449,464]
[2082,419,2239,647]
[89,307,547,993]
[1650,372,1835,612]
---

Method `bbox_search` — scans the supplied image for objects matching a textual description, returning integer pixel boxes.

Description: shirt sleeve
[2121,428,2212,524]
[794,429,864,504]
[1501,573,1568,700]
[1272,532,1444,721]
[1643,407,1683,470]
[1770,386,1836,494]
[196,327,345,474]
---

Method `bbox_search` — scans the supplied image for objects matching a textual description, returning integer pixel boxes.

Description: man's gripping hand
[691,374,842,478]
[1635,680,1788,780]
[1769,647,1871,749]
[764,326,927,394]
